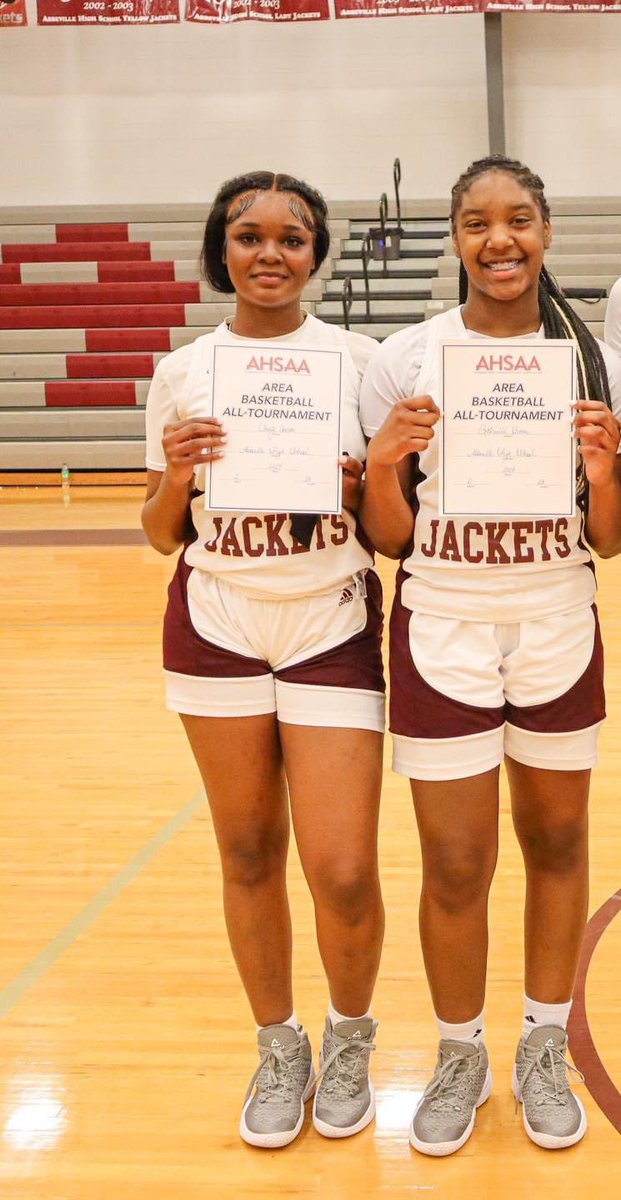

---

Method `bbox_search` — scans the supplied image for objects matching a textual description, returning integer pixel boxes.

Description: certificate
[439,340,576,518]
[206,342,343,514]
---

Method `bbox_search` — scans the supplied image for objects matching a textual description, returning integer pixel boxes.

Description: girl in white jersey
[360,156,621,1157]
[142,172,385,1149]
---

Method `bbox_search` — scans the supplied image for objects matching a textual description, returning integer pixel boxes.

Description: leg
[411,768,500,1023]
[280,722,383,1138]
[506,758,590,1001]
[181,712,293,1027]
[279,723,384,1016]
[408,771,498,1157]
[508,761,590,1150]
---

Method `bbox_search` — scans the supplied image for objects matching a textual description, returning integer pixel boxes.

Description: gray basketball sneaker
[513,1024,587,1149]
[312,1016,377,1138]
[410,1040,492,1156]
[240,1024,315,1149]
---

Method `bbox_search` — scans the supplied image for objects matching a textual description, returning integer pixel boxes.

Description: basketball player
[142,172,385,1148]
[360,156,621,1156]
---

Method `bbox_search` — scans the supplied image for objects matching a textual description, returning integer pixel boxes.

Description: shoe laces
[314,1035,376,1099]
[516,1042,584,1111]
[424,1052,478,1114]
[244,1042,303,1107]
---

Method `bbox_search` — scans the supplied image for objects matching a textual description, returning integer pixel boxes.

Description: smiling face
[223,189,316,333]
[452,169,552,330]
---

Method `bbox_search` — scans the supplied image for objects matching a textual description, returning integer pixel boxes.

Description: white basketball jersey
[361,307,621,622]
[146,315,375,598]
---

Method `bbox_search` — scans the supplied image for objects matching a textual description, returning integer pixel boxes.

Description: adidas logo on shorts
[339,587,354,606]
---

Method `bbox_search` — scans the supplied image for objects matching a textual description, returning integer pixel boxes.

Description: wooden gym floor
[0,486,619,1200]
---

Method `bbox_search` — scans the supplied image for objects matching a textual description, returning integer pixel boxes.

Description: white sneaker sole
[512,1066,588,1149]
[409,1066,493,1157]
[239,1067,316,1149]
[312,1081,376,1139]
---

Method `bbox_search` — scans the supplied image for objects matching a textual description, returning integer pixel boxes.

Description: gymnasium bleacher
[1,196,619,480]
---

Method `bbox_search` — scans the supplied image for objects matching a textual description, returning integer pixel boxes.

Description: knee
[422,841,497,913]
[221,828,288,888]
[518,816,588,875]
[310,862,381,927]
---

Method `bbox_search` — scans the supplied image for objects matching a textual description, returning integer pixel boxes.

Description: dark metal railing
[360,233,372,318]
[348,159,404,325]
[563,287,606,302]
[342,275,353,331]
[378,192,389,276]
[393,157,402,231]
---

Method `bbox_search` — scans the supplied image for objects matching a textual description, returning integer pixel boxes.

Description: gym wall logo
[0,0,27,26]
[475,354,542,372]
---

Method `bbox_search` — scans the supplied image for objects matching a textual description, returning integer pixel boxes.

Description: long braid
[451,155,612,508]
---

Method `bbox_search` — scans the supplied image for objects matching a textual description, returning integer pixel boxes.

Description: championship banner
[485,0,621,8]
[37,0,179,23]
[185,0,329,22]
[336,0,620,12]
[335,0,478,14]
[0,0,27,25]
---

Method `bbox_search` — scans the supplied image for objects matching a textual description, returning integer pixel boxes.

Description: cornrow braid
[539,266,612,505]
[452,155,612,508]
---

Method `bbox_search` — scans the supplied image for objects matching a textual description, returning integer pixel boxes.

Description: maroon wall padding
[0,281,200,306]
[97,262,176,283]
[2,243,151,263]
[0,304,188,329]
[85,328,171,352]
[45,381,137,406]
[0,264,21,283]
[66,353,155,379]
[56,223,129,243]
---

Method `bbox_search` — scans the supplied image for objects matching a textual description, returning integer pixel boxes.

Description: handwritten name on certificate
[439,340,576,518]
[206,344,343,514]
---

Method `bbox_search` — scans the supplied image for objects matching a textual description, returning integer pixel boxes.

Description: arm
[604,278,621,358]
[141,419,226,555]
[576,400,621,558]
[360,396,440,558]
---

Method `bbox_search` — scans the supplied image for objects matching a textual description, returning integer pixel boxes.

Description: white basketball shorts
[162,557,385,731]
[389,576,605,780]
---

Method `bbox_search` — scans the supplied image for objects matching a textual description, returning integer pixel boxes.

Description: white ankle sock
[436,1010,485,1047]
[328,1001,371,1027]
[257,1010,300,1033]
[522,995,572,1038]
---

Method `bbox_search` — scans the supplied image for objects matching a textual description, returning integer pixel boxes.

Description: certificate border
[207,342,343,515]
[439,339,577,518]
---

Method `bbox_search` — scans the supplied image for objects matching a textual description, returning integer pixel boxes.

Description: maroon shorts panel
[389,573,504,740]
[505,605,606,733]
[276,570,386,694]
[163,555,270,679]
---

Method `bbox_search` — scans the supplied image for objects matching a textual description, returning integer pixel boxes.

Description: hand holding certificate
[439,340,576,518]
[206,343,343,514]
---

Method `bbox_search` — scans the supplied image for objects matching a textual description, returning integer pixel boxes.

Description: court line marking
[0,791,204,1021]
[0,530,147,547]
[568,888,621,1133]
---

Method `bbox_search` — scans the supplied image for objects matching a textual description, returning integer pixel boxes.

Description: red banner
[0,0,27,25]
[37,0,179,22]
[185,0,328,22]
[336,0,620,11]
[485,0,621,7]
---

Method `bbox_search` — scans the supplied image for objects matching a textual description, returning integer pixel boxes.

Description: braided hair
[451,155,612,506]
